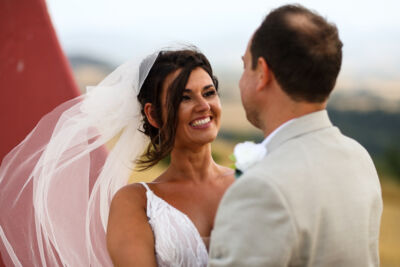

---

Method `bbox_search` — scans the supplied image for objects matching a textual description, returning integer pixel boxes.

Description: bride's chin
[193,135,218,146]
[175,127,219,148]
[182,135,217,148]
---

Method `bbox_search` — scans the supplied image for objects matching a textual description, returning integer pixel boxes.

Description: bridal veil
[0,52,158,266]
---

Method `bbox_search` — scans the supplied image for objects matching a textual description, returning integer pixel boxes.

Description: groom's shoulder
[247,127,378,188]
[267,124,374,167]
[234,129,381,216]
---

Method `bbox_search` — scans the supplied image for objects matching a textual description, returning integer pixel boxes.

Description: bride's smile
[189,116,212,128]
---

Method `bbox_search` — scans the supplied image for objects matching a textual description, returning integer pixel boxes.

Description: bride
[0,48,234,266]
[107,49,234,266]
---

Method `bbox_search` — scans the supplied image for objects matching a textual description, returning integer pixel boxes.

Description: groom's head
[240,4,342,130]
[253,4,342,102]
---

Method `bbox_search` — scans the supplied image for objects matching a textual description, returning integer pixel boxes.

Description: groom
[209,4,383,267]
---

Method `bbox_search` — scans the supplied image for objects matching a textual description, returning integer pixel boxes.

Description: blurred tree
[384,145,400,183]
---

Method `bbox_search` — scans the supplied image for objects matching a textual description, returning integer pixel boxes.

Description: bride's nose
[194,97,210,112]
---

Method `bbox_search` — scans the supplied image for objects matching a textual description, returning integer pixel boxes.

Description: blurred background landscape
[70,49,400,266]
[48,0,399,265]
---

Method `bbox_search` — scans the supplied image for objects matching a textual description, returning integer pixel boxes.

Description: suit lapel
[265,110,334,154]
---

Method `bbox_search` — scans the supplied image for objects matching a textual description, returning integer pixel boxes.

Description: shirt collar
[262,110,333,155]
[261,118,296,148]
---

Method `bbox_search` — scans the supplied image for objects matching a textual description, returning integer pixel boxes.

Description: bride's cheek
[212,101,221,118]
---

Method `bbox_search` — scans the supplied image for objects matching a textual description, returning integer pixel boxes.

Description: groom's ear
[256,57,271,92]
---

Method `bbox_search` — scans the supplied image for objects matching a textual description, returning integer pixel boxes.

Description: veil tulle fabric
[0,53,158,266]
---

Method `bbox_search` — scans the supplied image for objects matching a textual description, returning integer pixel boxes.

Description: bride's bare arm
[107,185,157,267]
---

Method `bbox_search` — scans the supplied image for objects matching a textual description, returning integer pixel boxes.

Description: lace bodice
[140,183,208,267]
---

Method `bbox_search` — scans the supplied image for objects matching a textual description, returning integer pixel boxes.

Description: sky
[46,0,400,99]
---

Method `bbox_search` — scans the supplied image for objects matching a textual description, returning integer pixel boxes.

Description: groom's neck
[261,99,327,138]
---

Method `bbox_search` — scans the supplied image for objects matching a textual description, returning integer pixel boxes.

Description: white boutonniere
[230,141,267,178]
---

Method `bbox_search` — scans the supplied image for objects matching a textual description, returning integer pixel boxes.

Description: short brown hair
[137,49,218,169]
[251,4,343,102]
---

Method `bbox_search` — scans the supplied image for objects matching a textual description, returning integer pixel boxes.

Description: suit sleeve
[208,174,298,267]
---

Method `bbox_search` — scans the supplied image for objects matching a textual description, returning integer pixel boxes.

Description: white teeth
[191,117,211,127]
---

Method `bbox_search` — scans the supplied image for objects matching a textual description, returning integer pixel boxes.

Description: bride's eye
[182,95,191,101]
[204,90,216,97]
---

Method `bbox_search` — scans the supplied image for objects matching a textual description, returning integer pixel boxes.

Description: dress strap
[139,182,153,218]
[140,182,151,192]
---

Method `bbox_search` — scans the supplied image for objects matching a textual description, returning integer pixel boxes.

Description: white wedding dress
[140,183,209,267]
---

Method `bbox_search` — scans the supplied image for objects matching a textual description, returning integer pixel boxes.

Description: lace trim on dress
[139,182,208,267]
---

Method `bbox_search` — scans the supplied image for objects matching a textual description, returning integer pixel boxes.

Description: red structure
[0,0,80,265]
[0,0,80,161]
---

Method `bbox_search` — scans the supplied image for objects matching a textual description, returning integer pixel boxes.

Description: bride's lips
[189,116,213,129]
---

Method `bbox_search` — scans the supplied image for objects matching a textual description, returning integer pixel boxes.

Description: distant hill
[68,55,115,72]
[328,90,400,113]
[67,55,400,159]
[67,55,115,93]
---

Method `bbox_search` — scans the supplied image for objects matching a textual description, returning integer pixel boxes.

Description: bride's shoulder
[110,183,147,211]
[107,183,156,265]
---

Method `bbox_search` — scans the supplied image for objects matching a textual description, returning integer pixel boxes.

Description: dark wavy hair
[251,4,343,102]
[136,49,218,170]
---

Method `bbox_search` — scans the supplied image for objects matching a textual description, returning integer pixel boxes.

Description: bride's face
[165,67,221,148]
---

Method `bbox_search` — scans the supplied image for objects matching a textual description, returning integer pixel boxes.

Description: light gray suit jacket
[209,110,383,267]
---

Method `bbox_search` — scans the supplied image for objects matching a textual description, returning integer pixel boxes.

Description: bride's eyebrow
[183,85,215,93]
